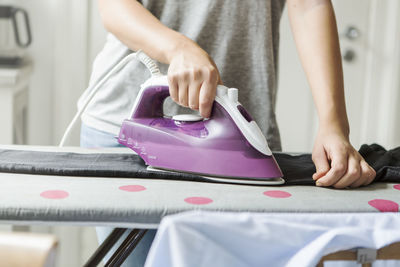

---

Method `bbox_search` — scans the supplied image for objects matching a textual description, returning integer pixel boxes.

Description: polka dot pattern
[119,185,147,192]
[184,197,213,205]
[40,190,69,199]
[368,199,399,212]
[263,190,292,198]
[35,179,400,216]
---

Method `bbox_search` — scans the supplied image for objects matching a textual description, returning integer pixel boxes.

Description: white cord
[136,50,161,77]
[59,50,160,147]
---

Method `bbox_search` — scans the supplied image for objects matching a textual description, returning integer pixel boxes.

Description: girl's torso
[79,0,285,151]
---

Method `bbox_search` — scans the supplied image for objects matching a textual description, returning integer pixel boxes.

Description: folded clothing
[275,144,400,185]
[0,144,398,185]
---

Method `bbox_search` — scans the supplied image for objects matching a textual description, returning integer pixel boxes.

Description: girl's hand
[167,39,221,118]
[98,0,221,118]
[312,129,376,188]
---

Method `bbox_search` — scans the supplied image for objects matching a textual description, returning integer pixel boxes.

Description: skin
[97,0,221,118]
[98,0,376,188]
[287,0,375,188]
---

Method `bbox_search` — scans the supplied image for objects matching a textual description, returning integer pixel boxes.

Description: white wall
[276,7,316,152]
[50,0,106,146]
[0,0,55,145]
[360,0,400,148]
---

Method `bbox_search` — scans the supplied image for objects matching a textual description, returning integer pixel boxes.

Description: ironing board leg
[83,228,127,267]
[105,229,148,267]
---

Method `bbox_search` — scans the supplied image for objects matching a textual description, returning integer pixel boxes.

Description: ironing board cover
[0,146,399,228]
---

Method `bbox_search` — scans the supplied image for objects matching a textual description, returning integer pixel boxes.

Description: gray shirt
[78,0,285,151]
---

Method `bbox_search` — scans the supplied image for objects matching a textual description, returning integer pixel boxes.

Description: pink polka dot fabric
[263,190,292,198]
[119,185,147,192]
[40,190,69,199]
[184,197,213,205]
[368,199,399,212]
[393,184,400,191]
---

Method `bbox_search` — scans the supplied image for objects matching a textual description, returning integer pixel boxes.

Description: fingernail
[316,181,323,186]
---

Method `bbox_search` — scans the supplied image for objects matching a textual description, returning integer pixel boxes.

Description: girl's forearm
[98,0,194,64]
[98,0,221,118]
[287,0,349,136]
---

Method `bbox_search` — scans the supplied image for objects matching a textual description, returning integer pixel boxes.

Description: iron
[118,75,284,185]
[62,51,283,185]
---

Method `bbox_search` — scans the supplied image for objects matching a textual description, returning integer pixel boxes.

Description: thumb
[312,148,330,180]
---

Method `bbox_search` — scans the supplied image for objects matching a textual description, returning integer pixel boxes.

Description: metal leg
[83,228,127,267]
[105,229,148,267]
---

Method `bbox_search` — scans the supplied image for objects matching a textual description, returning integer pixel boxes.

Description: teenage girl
[79,1,376,265]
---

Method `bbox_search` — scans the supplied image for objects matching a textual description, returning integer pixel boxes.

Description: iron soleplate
[147,166,285,186]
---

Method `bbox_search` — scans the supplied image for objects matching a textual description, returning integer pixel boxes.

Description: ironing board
[0,145,399,266]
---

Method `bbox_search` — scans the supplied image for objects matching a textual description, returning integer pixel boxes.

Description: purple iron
[118,75,284,185]
[60,50,282,184]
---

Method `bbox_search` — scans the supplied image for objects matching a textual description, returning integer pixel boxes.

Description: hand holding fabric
[312,129,376,188]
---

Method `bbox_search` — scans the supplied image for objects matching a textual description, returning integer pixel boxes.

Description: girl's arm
[287,0,376,188]
[98,0,220,118]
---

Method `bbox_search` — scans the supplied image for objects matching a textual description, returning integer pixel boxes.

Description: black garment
[274,144,400,185]
[360,144,400,183]
[0,144,399,185]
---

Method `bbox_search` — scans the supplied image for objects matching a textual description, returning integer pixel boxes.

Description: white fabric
[145,211,400,267]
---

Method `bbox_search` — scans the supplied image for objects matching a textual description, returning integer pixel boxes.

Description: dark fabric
[273,153,316,185]
[0,149,212,183]
[0,144,399,185]
[274,144,400,185]
[359,144,400,183]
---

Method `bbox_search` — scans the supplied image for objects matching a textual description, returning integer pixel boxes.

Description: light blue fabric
[80,123,123,148]
[145,211,400,267]
[80,123,156,267]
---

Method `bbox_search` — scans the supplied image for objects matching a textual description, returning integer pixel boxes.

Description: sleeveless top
[78,0,285,151]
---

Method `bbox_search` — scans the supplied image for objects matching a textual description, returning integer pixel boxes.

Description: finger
[188,68,202,110]
[362,161,376,186]
[316,148,348,187]
[199,81,216,118]
[188,81,201,110]
[332,157,361,189]
[178,79,189,107]
[348,160,372,188]
[168,74,179,102]
[312,148,330,180]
